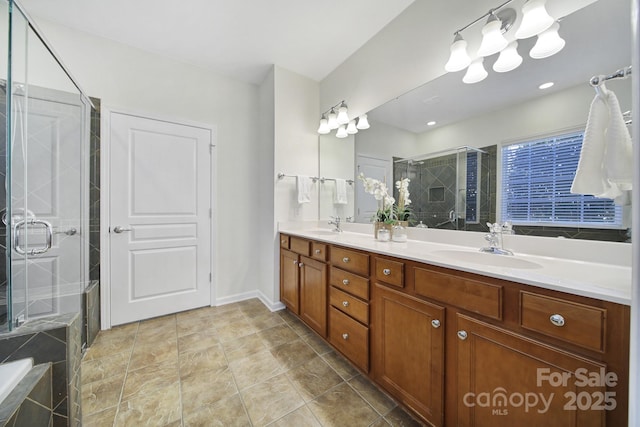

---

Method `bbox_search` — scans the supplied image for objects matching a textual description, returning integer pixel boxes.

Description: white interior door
[109,112,212,326]
[355,155,391,223]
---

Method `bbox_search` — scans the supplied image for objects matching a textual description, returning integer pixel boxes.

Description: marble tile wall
[0,313,82,426]
[0,363,52,427]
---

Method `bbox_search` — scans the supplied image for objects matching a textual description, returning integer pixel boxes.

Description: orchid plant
[358,173,412,224]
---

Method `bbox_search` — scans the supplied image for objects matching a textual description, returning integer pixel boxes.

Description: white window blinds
[501,130,623,228]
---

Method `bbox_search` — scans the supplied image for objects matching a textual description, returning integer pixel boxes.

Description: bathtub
[0,358,33,404]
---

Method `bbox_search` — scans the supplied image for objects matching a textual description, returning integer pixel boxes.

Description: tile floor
[80,299,424,427]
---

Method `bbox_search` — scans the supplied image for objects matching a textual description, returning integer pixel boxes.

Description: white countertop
[278,222,632,306]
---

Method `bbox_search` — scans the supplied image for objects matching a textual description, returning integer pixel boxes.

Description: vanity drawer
[280,234,290,249]
[374,257,404,288]
[520,292,606,352]
[290,237,310,256]
[311,242,328,262]
[329,307,369,372]
[330,287,369,325]
[329,267,369,301]
[414,266,502,320]
[330,246,369,276]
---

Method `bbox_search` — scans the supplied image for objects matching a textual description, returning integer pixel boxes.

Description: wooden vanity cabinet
[279,236,328,337]
[279,234,630,427]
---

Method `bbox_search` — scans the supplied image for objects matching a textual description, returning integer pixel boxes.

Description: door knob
[113,226,132,233]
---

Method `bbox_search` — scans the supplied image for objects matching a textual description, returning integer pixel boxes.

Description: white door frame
[100,106,217,330]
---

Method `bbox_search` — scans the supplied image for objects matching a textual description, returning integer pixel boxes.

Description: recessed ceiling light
[538,82,554,90]
[427,121,437,126]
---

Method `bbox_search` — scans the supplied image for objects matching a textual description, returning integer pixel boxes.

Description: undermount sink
[308,229,342,236]
[431,249,543,270]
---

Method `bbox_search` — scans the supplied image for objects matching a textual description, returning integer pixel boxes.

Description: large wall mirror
[319,0,631,242]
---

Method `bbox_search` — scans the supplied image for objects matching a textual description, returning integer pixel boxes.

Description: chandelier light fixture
[317,101,370,136]
[444,0,563,84]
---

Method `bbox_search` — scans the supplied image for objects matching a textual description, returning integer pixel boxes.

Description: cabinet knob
[298,262,304,267]
[292,260,298,265]
[457,330,468,340]
[315,249,321,254]
[431,319,441,329]
[342,279,350,285]
[342,301,349,307]
[342,333,349,340]
[281,239,286,244]
[549,314,565,327]
[382,268,391,276]
[342,257,350,263]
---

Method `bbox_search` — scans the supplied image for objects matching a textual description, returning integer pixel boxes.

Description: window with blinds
[500,130,623,228]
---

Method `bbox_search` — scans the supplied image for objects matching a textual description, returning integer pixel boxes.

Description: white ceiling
[18,0,414,85]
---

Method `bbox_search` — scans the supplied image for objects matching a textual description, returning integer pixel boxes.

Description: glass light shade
[477,15,508,57]
[444,34,471,72]
[336,125,348,138]
[493,41,523,72]
[336,103,349,125]
[463,58,488,84]
[317,117,330,134]
[346,120,358,134]
[327,109,339,130]
[515,0,554,39]
[356,114,370,129]
[530,22,565,59]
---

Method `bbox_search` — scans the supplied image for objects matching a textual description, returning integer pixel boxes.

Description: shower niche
[393,145,496,231]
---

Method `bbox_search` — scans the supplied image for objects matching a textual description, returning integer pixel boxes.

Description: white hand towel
[604,91,633,190]
[334,179,348,205]
[570,91,612,197]
[296,175,312,204]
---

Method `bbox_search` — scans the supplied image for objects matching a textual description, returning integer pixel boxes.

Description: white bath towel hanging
[571,88,620,199]
[604,91,633,188]
[334,179,348,205]
[297,175,312,204]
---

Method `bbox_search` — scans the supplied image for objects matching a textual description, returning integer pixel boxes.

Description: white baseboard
[213,290,285,312]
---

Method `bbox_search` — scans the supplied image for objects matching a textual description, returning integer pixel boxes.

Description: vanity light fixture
[477,11,509,57]
[515,0,554,39]
[463,58,488,84]
[529,22,565,59]
[356,114,370,130]
[336,101,350,125]
[327,108,339,130]
[317,101,370,136]
[444,33,471,72]
[493,41,523,72]
[317,113,330,134]
[346,120,358,134]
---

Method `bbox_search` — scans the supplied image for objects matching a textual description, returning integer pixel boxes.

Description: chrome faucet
[328,216,342,232]
[480,222,514,255]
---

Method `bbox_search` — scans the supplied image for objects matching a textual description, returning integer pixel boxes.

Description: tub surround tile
[0,363,52,427]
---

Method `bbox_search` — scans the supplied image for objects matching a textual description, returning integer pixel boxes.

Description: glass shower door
[6,0,89,328]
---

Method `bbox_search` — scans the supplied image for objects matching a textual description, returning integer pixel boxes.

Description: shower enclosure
[1,0,90,333]
[394,146,496,231]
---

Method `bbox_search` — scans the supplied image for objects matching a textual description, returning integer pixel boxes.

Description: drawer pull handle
[342,257,350,263]
[342,279,350,285]
[383,268,391,276]
[550,314,565,327]
[342,333,349,340]
[298,262,304,267]
[342,301,349,307]
[457,330,468,340]
[431,319,441,328]
[315,249,321,254]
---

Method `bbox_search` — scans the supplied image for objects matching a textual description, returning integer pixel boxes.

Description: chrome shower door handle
[12,219,53,255]
[113,226,132,234]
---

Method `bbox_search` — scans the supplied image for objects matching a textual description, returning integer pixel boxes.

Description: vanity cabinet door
[299,256,328,337]
[372,283,445,426]
[280,249,300,314]
[456,313,606,427]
